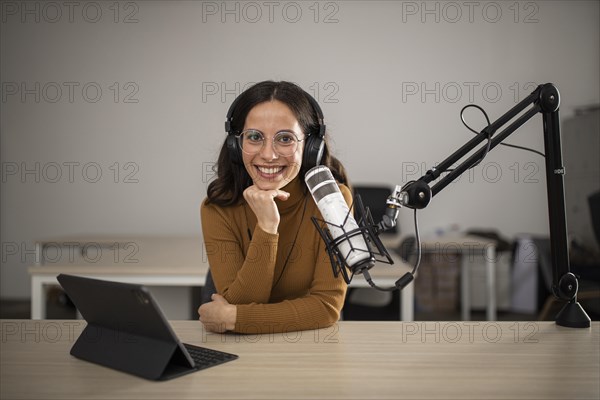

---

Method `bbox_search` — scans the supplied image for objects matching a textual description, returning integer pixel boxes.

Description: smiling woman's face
[241,100,304,190]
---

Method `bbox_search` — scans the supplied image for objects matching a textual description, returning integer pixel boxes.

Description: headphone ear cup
[302,134,325,170]
[226,134,243,165]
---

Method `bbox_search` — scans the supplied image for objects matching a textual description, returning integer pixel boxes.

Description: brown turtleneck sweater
[200,176,350,334]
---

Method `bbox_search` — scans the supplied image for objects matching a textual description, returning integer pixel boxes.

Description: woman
[198,81,352,334]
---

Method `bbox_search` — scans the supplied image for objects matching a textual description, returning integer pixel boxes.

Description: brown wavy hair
[206,81,349,206]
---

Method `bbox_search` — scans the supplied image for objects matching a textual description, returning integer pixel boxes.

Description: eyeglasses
[237,129,304,157]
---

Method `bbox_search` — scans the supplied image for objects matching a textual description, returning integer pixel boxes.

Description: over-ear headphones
[224,88,326,170]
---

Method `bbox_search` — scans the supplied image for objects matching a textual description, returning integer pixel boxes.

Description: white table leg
[461,256,470,321]
[401,281,414,322]
[30,276,46,320]
[486,245,497,321]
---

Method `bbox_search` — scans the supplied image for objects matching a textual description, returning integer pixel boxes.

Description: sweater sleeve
[200,201,278,305]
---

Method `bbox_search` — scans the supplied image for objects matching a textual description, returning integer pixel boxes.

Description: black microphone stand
[396,83,590,328]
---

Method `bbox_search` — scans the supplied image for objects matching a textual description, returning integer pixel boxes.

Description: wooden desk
[1,320,598,399]
[28,236,415,321]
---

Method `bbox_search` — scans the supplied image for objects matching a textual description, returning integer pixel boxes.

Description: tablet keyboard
[183,343,238,370]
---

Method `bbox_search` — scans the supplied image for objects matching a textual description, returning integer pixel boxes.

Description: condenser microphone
[305,166,375,274]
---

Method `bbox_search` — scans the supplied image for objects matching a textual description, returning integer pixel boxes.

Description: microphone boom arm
[385,83,590,328]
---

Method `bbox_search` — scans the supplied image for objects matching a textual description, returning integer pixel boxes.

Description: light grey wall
[1,1,599,298]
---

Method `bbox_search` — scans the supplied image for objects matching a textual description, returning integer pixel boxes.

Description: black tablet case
[57,274,216,380]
